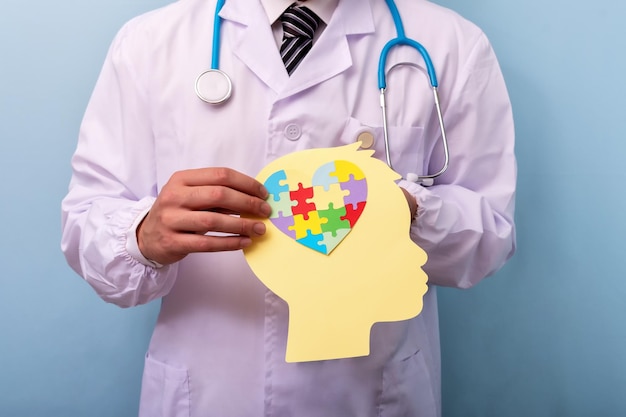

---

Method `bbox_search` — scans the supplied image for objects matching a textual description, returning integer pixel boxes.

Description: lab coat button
[356,131,375,149]
[284,124,302,141]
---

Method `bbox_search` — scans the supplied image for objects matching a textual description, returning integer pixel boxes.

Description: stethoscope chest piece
[195,69,232,104]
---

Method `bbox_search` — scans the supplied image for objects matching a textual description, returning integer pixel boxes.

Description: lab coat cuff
[124,197,163,269]
[397,179,447,246]
[397,179,429,220]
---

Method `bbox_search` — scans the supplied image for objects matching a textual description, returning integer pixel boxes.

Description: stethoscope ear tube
[378,38,438,90]
[377,0,448,185]
[379,62,449,185]
[428,87,450,181]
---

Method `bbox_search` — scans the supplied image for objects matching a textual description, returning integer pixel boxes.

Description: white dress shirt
[261,0,338,47]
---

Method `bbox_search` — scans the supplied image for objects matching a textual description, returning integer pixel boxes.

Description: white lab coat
[61,0,516,416]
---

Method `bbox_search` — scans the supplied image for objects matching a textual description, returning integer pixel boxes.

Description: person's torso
[127,0,480,415]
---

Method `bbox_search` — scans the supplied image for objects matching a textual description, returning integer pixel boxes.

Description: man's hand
[401,187,418,222]
[137,168,271,265]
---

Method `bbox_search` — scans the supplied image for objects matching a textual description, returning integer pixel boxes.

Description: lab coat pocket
[381,125,425,181]
[380,349,438,417]
[139,354,191,417]
[342,119,424,180]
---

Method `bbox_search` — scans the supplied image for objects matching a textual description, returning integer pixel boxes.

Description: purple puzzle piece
[270,212,297,239]
[341,176,368,209]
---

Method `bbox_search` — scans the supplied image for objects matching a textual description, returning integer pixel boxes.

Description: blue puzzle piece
[296,230,327,255]
[264,170,289,202]
[312,161,339,191]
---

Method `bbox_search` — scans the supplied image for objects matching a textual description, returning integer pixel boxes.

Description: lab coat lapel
[219,0,288,93]
[278,0,375,99]
[219,0,375,97]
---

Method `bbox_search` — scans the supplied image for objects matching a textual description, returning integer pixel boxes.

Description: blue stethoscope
[195,0,449,185]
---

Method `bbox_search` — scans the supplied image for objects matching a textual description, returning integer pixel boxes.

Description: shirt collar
[260,0,338,26]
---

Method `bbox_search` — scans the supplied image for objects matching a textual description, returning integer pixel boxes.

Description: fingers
[174,167,268,199]
[170,233,256,254]
[137,167,271,265]
[168,210,267,237]
[400,187,418,221]
[141,232,256,265]
[138,209,268,265]
[162,168,271,217]
[184,185,272,217]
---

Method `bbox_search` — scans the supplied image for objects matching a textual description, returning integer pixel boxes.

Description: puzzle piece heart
[264,160,368,255]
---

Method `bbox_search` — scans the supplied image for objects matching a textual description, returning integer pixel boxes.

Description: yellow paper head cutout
[243,143,428,362]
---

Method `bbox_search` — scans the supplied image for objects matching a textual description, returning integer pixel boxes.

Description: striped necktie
[279,4,321,75]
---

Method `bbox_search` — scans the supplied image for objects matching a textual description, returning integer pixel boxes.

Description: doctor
[61,0,516,416]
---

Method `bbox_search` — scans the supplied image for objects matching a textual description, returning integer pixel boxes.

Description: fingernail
[241,238,252,248]
[253,223,266,235]
[260,185,269,199]
[261,202,272,217]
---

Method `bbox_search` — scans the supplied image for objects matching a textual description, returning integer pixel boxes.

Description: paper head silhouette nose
[244,143,428,362]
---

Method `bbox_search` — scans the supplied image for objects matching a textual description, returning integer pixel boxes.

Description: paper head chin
[244,143,428,362]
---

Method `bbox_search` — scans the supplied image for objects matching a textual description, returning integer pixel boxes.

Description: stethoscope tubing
[201,0,450,185]
[378,38,438,89]
[378,0,449,185]
[211,0,226,70]
[195,0,232,104]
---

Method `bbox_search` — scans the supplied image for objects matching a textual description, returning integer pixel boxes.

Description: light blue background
[0,0,624,416]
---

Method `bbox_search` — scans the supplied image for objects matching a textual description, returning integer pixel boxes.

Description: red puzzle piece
[290,183,316,219]
[340,201,366,228]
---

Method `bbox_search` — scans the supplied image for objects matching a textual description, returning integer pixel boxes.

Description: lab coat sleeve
[61,22,178,308]
[398,32,516,289]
